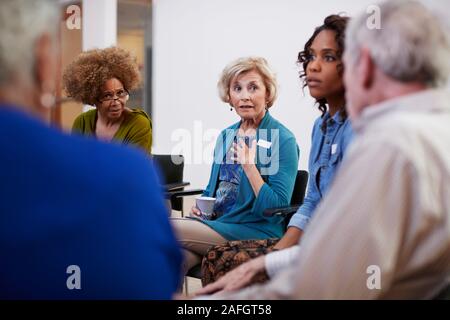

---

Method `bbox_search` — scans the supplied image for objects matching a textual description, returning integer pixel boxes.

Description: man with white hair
[198,0,450,299]
[0,0,181,299]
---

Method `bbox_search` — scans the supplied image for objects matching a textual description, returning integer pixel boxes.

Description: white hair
[345,0,450,88]
[0,0,59,85]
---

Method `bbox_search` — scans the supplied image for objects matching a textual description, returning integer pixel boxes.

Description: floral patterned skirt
[201,238,280,286]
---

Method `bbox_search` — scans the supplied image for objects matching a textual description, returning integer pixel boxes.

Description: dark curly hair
[297,14,349,123]
[63,47,140,106]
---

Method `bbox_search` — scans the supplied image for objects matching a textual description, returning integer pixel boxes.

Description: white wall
[82,0,117,50]
[152,0,449,189]
[82,0,117,112]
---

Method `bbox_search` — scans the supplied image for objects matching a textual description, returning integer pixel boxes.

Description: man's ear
[359,47,375,89]
[34,33,56,96]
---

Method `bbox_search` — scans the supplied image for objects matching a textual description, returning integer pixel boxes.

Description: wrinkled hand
[232,139,257,166]
[189,206,202,218]
[195,256,265,295]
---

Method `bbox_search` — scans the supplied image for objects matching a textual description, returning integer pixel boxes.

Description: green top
[72,108,152,155]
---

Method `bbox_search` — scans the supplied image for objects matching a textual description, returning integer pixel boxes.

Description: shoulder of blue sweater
[264,114,297,140]
[221,120,240,133]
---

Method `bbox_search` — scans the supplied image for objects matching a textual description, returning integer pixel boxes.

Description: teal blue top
[200,112,299,240]
[213,135,255,218]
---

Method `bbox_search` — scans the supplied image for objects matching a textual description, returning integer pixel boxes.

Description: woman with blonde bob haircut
[171,57,299,275]
[218,57,278,109]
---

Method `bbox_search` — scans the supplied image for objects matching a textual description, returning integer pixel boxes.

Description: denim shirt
[288,111,354,231]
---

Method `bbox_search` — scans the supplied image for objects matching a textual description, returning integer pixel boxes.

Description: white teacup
[195,196,216,220]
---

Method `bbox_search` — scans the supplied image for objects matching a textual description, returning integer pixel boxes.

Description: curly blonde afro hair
[63,46,140,105]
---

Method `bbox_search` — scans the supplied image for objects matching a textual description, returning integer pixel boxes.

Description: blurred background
[56,0,450,189]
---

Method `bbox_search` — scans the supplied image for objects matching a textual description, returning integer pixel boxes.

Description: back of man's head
[345,0,450,88]
[0,0,59,86]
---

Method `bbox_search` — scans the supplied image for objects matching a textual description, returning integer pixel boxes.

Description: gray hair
[0,0,59,85]
[218,57,278,108]
[345,0,450,88]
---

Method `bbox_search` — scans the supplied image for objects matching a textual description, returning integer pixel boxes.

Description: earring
[230,106,233,111]
[39,81,56,109]
[40,92,56,109]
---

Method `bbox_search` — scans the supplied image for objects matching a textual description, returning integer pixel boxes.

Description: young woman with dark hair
[197,14,355,293]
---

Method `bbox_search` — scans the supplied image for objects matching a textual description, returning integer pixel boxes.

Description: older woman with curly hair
[63,47,152,155]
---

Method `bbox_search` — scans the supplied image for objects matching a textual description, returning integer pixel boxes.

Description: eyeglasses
[98,89,129,103]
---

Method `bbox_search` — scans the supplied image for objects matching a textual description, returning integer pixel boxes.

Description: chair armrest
[166,189,204,201]
[164,182,190,192]
[263,205,300,218]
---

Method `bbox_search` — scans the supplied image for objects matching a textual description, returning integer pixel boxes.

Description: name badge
[257,139,272,149]
[331,143,338,155]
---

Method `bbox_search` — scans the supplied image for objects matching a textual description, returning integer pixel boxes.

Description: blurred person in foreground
[0,0,180,299]
[197,0,450,299]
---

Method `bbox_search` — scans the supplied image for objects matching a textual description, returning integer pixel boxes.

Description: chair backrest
[281,170,308,230]
[291,170,309,205]
[434,283,450,300]
[153,154,185,211]
[152,154,184,185]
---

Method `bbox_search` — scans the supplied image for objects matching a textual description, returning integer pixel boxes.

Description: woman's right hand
[189,206,202,218]
[195,255,266,295]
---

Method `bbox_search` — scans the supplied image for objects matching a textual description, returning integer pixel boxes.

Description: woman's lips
[307,79,322,88]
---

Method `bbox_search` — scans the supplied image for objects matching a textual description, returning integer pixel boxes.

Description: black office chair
[263,170,309,230]
[434,283,450,300]
[185,170,309,282]
[153,154,192,213]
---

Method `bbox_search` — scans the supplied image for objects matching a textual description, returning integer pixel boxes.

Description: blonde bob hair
[217,57,278,108]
